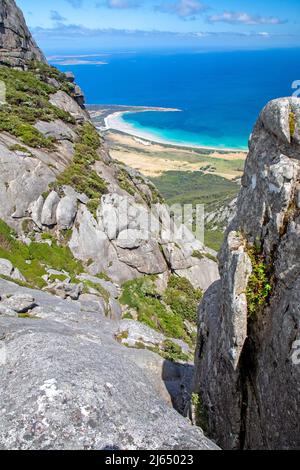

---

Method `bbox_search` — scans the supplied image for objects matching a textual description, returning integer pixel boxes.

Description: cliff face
[0,0,45,68]
[194,97,300,449]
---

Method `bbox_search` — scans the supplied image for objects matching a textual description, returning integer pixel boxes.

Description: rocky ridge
[193,97,300,449]
[0,0,46,68]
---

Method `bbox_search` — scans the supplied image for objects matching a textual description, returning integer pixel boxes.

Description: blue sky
[17,0,300,53]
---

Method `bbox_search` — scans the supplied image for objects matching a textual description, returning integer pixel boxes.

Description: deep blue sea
[53,49,300,149]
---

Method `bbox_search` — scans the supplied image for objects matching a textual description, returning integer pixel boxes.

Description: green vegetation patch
[28,61,75,96]
[120,274,201,344]
[0,219,83,289]
[204,229,225,252]
[289,112,296,137]
[191,393,209,432]
[162,340,190,362]
[117,168,136,196]
[0,65,75,148]
[246,245,272,318]
[163,275,202,323]
[151,170,239,208]
[151,171,238,251]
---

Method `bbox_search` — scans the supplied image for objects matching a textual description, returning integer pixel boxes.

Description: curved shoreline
[103,109,248,152]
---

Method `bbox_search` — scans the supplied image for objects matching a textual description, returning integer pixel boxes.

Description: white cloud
[156,0,208,19]
[106,0,139,8]
[208,11,284,25]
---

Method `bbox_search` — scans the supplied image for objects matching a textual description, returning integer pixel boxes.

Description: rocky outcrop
[0,278,218,450]
[194,97,300,450]
[49,91,89,123]
[0,0,46,68]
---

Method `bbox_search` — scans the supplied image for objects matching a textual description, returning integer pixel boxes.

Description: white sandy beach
[104,110,247,152]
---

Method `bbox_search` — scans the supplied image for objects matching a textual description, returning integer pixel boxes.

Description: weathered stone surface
[0,136,56,228]
[117,319,167,349]
[162,243,194,270]
[1,293,37,313]
[116,239,168,275]
[175,257,220,292]
[35,120,77,142]
[116,228,147,249]
[0,304,17,317]
[261,98,291,144]
[0,0,46,68]
[41,191,60,226]
[62,185,89,204]
[116,319,191,359]
[0,278,217,450]
[49,91,89,123]
[56,196,77,230]
[29,195,44,229]
[194,97,300,450]
[69,206,111,264]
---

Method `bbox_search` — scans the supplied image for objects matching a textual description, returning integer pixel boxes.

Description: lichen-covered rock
[194,97,300,450]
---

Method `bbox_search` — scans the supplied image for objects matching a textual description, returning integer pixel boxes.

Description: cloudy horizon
[17,0,300,53]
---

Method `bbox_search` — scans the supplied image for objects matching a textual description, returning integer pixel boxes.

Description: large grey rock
[0,0,46,68]
[162,243,194,270]
[0,278,217,450]
[29,196,44,229]
[116,228,147,249]
[175,257,220,292]
[41,191,60,226]
[117,319,166,349]
[56,196,77,230]
[116,239,167,275]
[69,206,110,264]
[49,91,89,124]
[35,120,77,142]
[194,97,300,450]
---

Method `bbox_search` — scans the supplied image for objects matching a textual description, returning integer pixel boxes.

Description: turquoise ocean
[53,48,300,149]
